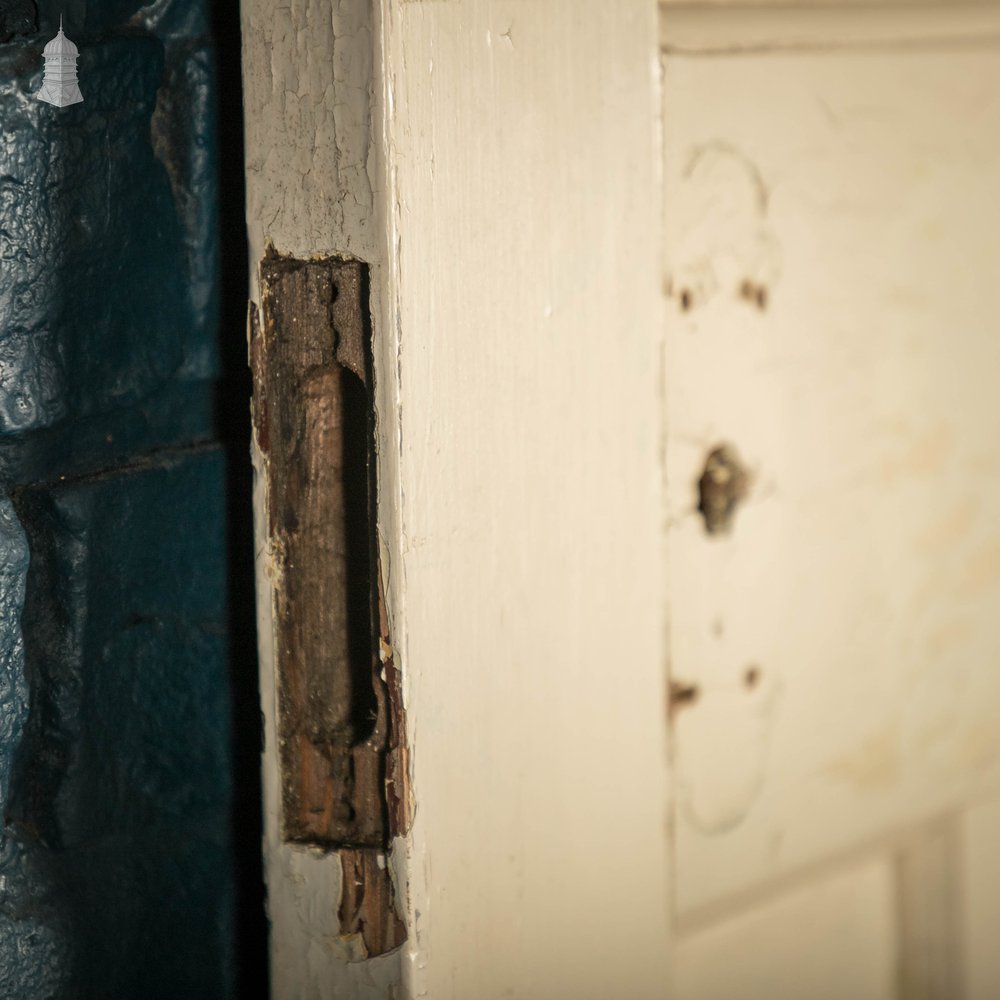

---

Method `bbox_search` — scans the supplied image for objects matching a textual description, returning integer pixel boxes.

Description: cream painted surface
[663,0,1000,8]
[244,1,671,997]
[382,4,670,997]
[674,857,896,1000]
[960,795,1000,999]
[661,3,1000,53]
[242,0,405,996]
[662,18,1000,922]
[896,819,964,1000]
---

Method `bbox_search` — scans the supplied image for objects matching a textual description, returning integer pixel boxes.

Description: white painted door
[662,6,1000,998]
[241,2,1000,997]
[243,3,670,998]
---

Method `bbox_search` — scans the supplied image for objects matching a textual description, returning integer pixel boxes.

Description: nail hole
[668,680,699,716]
[739,279,768,311]
[697,444,750,536]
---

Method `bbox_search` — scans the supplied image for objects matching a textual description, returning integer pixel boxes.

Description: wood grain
[251,252,397,849]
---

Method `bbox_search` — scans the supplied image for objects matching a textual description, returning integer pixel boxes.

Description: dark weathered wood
[338,848,407,958]
[250,251,405,851]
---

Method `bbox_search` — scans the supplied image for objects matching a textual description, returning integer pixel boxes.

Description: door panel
[663,47,1000,916]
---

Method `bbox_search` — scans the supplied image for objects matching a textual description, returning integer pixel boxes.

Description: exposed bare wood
[250,251,404,851]
[339,848,407,959]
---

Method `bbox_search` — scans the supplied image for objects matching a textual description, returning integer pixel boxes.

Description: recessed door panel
[663,47,1000,916]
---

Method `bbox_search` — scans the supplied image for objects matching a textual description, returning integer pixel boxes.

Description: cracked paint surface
[243,1,406,996]
[244,0,376,264]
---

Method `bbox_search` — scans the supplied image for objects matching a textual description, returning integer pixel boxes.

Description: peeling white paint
[243,0,406,996]
[244,0,378,283]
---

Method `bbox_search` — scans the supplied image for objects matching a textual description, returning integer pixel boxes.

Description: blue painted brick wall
[0,1,239,995]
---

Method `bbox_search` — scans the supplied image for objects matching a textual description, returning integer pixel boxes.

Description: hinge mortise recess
[250,252,408,852]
